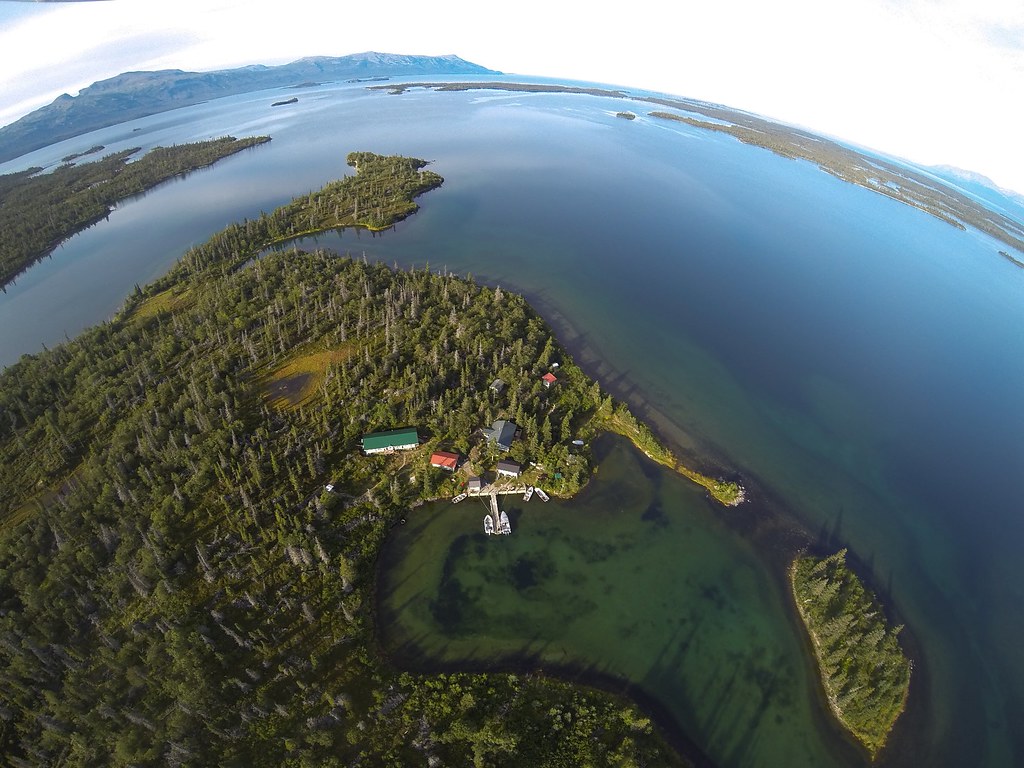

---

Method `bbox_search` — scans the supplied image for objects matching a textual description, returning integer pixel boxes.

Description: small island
[271,96,298,107]
[616,111,637,120]
[60,144,105,162]
[0,135,271,288]
[999,249,1024,268]
[790,549,911,758]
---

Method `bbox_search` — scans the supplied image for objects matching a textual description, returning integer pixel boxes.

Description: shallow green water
[379,435,861,767]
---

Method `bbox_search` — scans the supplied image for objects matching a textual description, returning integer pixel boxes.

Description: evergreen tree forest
[0,136,271,288]
[790,550,912,758]
[0,153,689,766]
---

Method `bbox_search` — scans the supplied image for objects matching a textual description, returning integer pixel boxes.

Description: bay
[2,77,1022,767]
[378,433,861,767]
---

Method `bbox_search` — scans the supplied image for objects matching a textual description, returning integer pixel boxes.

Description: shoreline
[379,430,918,768]
[377,276,925,766]
[261,211,925,768]
[372,640,718,768]
[410,267,747,508]
[1,136,272,290]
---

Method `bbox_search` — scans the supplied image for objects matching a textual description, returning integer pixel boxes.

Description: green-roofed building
[361,427,420,455]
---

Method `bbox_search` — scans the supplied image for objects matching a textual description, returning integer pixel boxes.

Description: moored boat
[535,488,549,502]
[499,510,511,535]
[523,486,534,501]
[484,515,494,535]
[452,492,468,503]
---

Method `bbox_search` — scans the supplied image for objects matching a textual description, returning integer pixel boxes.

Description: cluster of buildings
[358,369,561,490]
[359,417,524,480]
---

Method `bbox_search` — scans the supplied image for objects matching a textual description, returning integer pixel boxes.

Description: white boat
[484,515,494,535]
[451,492,467,504]
[535,488,550,502]
[523,486,534,501]
[499,511,511,535]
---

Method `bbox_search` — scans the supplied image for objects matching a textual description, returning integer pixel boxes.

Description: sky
[0,0,1022,193]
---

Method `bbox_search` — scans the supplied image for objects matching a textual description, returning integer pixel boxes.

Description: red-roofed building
[541,372,557,388]
[430,451,460,471]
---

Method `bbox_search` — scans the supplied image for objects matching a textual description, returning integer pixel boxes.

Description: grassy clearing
[129,285,193,321]
[1,465,83,533]
[261,345,354,409]
[1,496,46,534]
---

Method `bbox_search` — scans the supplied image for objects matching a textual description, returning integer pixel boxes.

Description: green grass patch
[130,285,193,321]
[261,345,354,409]
[1,495,46,533]
[0,465,83,533]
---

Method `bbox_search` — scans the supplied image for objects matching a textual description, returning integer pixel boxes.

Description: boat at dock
[451,492,467,503]
[523,486,534,501]
[483,492,511,536]
[535,488,550,502]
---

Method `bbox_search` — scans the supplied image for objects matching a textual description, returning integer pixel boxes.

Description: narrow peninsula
[790,549,911,758]
[0,153,698,766]
[0,135,270,288]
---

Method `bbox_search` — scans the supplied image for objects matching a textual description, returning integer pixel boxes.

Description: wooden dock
[467,483,530,497]
[486,492,512,535]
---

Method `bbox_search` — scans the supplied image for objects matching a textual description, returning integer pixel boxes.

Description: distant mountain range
[927,164,1024,215]
[0,52,499,164]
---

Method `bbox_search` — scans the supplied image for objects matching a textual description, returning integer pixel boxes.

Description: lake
[2,77,1022,767]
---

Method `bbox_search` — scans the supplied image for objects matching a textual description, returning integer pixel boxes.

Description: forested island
[0,136,270,289]
[0,152,708,766]
[60,145,105,163]
[999,249,1024,268]
[791,550,911,758]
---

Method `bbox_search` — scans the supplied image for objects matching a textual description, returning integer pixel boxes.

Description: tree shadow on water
[508,551,557,590]
[642,502,670,528]
[817,507,845,552]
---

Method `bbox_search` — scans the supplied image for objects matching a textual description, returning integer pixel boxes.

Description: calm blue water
[2,77,1022,766]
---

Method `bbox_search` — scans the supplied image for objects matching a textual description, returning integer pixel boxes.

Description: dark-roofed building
[490,378,506,394]
[483,419,517,452]
[361,427,419,455]
[467,476,483,493]
[496,460,521,478]
[430,451,460,471]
